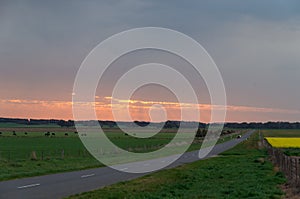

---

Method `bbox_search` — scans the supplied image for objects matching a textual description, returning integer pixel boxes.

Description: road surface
[0,130,254,199]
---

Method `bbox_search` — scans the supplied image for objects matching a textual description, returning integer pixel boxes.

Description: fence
[0,145,162,162]
[263,139,300,188]
[0,149,93,161]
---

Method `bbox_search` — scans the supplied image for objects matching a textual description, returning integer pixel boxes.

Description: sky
[1,0,300,122]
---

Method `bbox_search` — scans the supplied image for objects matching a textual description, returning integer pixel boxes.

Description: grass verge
[68,133,286,199]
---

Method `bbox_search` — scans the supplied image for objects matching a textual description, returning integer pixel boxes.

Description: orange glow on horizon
[0,97,299,122]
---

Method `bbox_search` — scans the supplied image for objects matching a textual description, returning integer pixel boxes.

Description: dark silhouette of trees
[1,117,300,130]
[57,120,74,128]
[196,129,207,138]
[134,121,150,127]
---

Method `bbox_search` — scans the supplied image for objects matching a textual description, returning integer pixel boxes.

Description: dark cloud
[0,0,300,120]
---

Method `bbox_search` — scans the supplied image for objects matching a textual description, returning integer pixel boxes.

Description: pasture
[261,129,300,137]
[0,126,242,181]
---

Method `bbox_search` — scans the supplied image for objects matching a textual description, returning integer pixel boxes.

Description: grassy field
[261,129,300,137]
[0,127,243,181]
[0,129,100,181]
[0,123,60,128]
[68,132,286,199]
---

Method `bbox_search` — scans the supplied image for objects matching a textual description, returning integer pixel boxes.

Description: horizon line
[1,116,300,124]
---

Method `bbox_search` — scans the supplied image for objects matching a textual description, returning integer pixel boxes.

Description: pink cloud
[0,97,299,122]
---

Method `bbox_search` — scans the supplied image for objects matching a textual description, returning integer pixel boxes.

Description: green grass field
[0,123,60,128]
[261,129,300,137]
[68,132,286,199]
[0,130,100,180]
[0,127,243,181]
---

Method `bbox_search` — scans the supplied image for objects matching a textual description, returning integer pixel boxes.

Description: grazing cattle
[51,133,56,136]
[13,131,17,136]
[45,132,50,136]
[65,133,68,136]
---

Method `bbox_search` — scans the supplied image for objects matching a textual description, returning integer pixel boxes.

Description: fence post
[61,149,64,159]
[30,151,37,160]
[265,140,300,191]
[297,158,300,187]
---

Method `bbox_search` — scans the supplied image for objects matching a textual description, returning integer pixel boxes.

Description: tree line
[1,117,300,129]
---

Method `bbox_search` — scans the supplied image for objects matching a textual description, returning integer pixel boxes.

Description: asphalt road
[0,130,254,199]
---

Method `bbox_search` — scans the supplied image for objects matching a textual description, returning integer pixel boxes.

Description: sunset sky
[1,0,300,122]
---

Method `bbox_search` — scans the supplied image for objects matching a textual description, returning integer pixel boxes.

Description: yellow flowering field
[265,137,300,148]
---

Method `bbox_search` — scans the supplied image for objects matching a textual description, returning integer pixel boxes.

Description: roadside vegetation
[68,133,286,199]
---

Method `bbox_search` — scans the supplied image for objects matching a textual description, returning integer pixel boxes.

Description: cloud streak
[1,97,300,122]
[1,1,300,121]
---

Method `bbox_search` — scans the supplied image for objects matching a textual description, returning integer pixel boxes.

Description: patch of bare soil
[280,184,300,199]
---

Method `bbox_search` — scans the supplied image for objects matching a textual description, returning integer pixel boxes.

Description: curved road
[0,130,254,199]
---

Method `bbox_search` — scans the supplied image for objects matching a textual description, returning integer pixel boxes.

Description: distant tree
[196,129,207,138]
[58,120,74,128]
[164,121,180,128]
[134,121,150,127]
